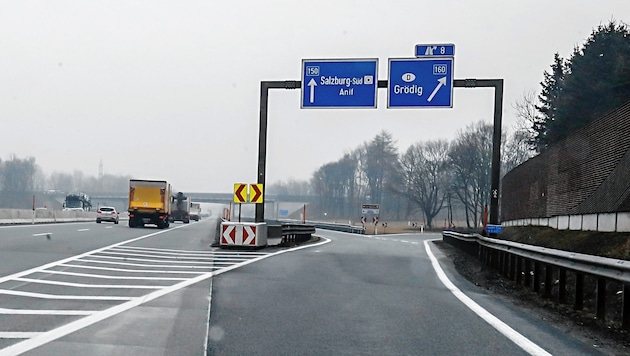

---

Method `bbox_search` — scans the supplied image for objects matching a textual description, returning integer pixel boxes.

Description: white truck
[190,202,202,221]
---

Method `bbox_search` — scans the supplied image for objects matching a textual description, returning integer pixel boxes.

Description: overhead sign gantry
[257,44,503,232]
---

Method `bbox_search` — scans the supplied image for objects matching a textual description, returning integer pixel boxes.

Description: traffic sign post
[388,58,454,108]
[301,59,378,108]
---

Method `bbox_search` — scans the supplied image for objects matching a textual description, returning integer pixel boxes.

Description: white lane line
[77,229,90,232]
[57,264,206,274]
[13,278,163,290]
[0,308,94,316]
[0,224,189,285]
[88,255,215,265]
[424,240,551,356]
[75,258,216,269]
[38,270,187,281]
[105,226,113,229]
[0,332,42,339]
[32,233,52,237]
[0,289,133,301]
[3,237,332,356]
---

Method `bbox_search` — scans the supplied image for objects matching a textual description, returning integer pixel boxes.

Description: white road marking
[32,233,52,237]
[113,245,267,255]
[75,258,216,269]
[0,308,93,316]
[0,332,42,339]
[0,289,133,301]
[89,254,216,264]
[39,270,187,281]
[0,225,187,285]
[58,263,205,274]
[77,229,90,232]
[3,237,332,355]
[424,240,551,356]
[96,250,216,260]
[13,278,163,289]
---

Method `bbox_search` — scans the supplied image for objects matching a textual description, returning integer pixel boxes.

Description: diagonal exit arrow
[427,76,447,102]
[308,78,317,103]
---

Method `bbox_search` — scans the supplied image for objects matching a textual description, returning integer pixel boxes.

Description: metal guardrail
[276,219,365,235]
[442,230,630,329]
[280,223,316,245]
[310,221,365,234]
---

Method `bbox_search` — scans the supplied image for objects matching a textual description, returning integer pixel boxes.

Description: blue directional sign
[301,59,378,108]
[415,43,455,57]
[486,224,503,234]
[388,58,454,108]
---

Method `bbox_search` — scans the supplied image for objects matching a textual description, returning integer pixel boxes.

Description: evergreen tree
[536,20,630,149]
[535,53,566,150]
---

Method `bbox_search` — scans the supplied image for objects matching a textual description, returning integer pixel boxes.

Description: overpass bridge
[54,192,316,220]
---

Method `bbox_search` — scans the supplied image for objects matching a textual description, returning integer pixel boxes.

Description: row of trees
[302,124,531,229]
[0,155,130,208]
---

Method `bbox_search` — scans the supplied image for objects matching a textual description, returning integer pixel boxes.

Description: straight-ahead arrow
[308,78,317,103]
[427,76,447,102]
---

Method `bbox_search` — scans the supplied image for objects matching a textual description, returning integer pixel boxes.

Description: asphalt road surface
[0,222,606,355]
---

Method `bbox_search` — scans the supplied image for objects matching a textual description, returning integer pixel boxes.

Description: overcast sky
[2,1,629,193]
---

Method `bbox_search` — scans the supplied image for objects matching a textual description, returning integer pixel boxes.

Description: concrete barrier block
[616,213,630,232]
[557,216,569,230]
[598,213,616,232]
[582,214,598,231]
[569,215,582,230]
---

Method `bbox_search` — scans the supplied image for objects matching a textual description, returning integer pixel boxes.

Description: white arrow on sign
[427,76,447,102]
[308,78,317,103]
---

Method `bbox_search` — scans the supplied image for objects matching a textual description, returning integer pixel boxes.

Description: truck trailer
[63,193,92,211]
[128,179,172,228]
[170,192,191,223]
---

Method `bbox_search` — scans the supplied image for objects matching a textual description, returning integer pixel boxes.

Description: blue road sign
[486,224,503,234]
[301,59,378,108]
[415,43,455,57]
[388,58,454,108]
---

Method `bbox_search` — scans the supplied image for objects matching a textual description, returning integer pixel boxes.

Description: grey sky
[2,1,628,192]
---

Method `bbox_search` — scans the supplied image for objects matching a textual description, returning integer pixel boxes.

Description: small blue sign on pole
[415,43,455,57]
[388,58,454,108]
[486,224,503,234]
[301,59,378,108]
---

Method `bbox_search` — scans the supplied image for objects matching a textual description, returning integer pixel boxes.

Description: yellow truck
[128,179,172,228]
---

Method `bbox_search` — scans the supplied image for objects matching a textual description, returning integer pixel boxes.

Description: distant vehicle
[128,179,172,228]
[96,206,119,224]
[63,193,92,211]
[170,192,191,223]
[190,202,201,221]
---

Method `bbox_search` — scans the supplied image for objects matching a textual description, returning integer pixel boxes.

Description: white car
[96,207,119,224]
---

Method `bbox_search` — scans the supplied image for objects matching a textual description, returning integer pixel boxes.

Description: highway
[0,221,604,355]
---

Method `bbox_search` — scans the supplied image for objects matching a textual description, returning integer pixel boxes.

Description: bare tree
[49,172,75,193]
[512,90,540,152]
[449,122,493,229]
[0,155,38,208]
[359,131,401,218]
[398,140,450,228]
